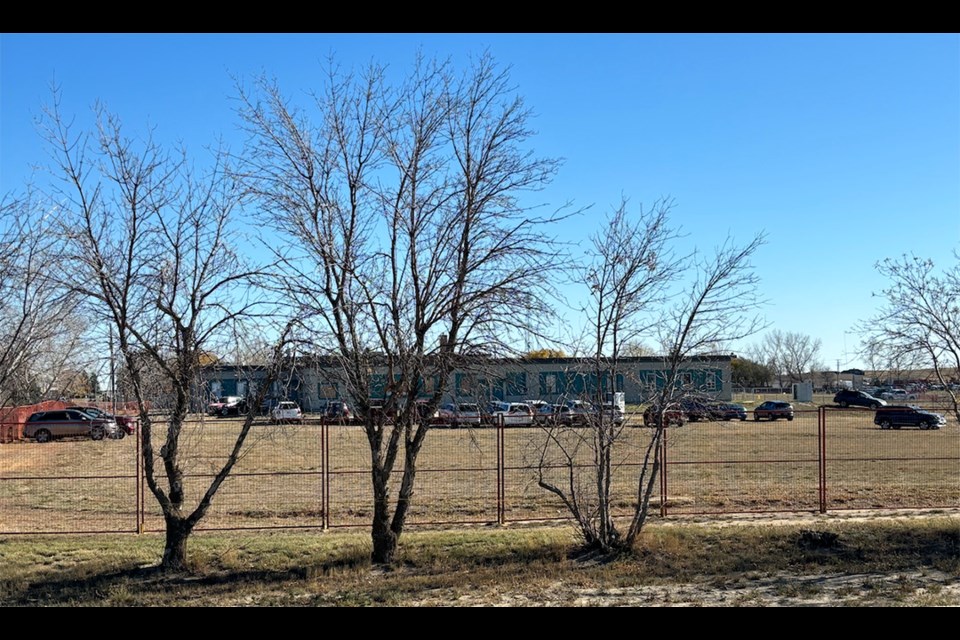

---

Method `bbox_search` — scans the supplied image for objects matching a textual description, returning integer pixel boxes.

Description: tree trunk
[370,467,397,564]
[161,515,192,571]
[371,519,398,565]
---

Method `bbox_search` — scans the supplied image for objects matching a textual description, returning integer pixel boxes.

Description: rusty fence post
[322,416,329,530]
[659,425,668,517]
[497,413,505,525]
[818,405,827,514]
[136,417,144,534]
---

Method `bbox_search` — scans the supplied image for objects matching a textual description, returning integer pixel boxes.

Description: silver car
[438,402,482,427]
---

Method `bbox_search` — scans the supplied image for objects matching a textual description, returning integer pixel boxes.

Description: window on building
[318,382,338,399]
[456,373,475,396]
[543,373,557,395]
[506,372,527,396]
[639,371,656,392]
[421,375,438,395]
[705,373,716,390]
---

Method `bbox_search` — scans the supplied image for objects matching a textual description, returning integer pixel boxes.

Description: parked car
[874,405,945,430]
[488,401,535,426]
[711,402,748,421]
[879,389,918,402]
[833,389,887,409]
[438,402,482,427]
[259,397,281,415]
[208,396,228,415]
[364,401,396,424]
[270,401,304,424]
[409,400,443,425]
[208,396,247,417]
[525,399,550,412]
[526,400,556,425]
[598,400,626,425]
[316,400,354,423]
[67,406,137,438]
[641,403,685,427]
[753,400,794,422]
[479,402,500,426]
[549,400,595,426]
[680,397,714,422]
[23,409,118,443]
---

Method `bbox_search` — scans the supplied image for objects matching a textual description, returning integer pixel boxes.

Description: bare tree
[536,197,681,552]
[235,52,568,564]
[0,193,88,408]
[863,252,960,422]
[750,329,822,386]
[860,336,926,388]
[537,194,766,553]
[621,341,656,357]
[39,92,292,571]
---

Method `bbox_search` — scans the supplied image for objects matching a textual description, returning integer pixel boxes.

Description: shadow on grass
[5,555,369,606]
[5,518,958,605]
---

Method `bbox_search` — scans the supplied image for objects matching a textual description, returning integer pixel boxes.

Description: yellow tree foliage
[524,349,566,359]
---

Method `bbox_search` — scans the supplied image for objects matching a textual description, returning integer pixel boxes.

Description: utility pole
[836,358,841,389]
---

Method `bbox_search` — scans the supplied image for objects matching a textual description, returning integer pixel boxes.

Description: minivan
[24,409,118,443]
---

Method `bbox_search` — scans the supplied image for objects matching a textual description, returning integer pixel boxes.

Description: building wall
[202,356,733,410]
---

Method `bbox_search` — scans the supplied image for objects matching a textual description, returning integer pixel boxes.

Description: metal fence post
[659,425,668,517]
[136,418,143,534]
[497,412,505,525]
[818,405,827,514]
[322,416,329,530]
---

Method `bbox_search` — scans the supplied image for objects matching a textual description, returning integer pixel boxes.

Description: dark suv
[753,400,794,421]
[874,405,945,430]
[833,389,886,409]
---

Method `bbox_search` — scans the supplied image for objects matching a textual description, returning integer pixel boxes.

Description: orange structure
[0,400,143,443]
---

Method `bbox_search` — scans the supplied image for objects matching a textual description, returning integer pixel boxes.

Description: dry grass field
[1,400,957,535]
[1,515,958,606]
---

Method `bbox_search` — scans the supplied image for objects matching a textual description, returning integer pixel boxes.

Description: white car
[880,388,917,402]
[271,401,303,424]
[489,401,535,426]
[438,402,482,427]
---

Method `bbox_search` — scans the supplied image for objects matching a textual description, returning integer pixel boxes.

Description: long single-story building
[201,355,735,411]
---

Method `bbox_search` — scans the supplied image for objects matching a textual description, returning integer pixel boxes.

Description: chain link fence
[1,406,957,535]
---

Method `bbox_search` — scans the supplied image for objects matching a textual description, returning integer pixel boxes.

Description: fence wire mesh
[1,404,957,535]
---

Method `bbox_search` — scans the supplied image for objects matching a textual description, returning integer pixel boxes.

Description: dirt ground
[403,569,960,606]
[413,509,960,607]
[211,509,959,607]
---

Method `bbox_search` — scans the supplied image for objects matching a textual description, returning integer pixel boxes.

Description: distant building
[200,355,735,410]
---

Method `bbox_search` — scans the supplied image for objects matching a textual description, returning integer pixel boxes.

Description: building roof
[201,353,735,373]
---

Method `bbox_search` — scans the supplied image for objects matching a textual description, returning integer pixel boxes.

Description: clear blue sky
[2,33,958,370]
